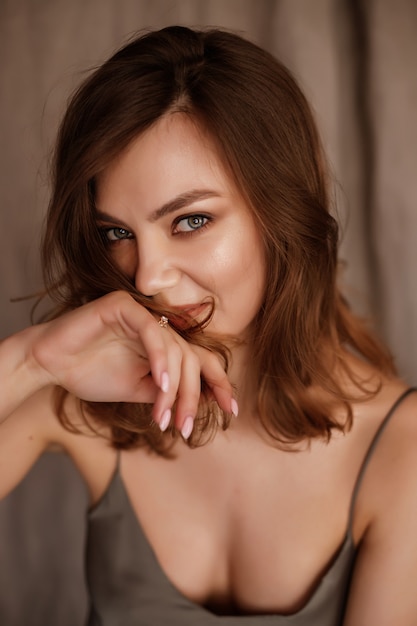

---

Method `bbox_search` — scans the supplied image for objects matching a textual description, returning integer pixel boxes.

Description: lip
[166,303,210,328]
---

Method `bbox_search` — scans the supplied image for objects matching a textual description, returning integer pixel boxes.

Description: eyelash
[100,226,134,244]
[99,213,212,244]
[172,214,212,236]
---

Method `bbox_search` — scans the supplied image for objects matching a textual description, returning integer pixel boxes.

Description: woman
[1,25,416,625]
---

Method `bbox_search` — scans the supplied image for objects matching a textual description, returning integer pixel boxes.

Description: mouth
[166,303,211,330]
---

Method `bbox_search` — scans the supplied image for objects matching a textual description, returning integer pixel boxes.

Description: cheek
[108,242,137,279]
[239,233,266,316]
[212,228,266,302]
[202,231,249,283]
[237,225,266,283]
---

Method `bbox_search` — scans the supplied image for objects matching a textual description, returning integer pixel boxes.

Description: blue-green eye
[104,227,133,241]
[174,215,209,233]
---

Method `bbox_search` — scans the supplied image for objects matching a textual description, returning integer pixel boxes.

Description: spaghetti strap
[347,387,417,532]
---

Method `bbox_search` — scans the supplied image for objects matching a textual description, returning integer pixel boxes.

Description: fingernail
[159,409,171,432]
[231,398,239,417]
[181,416,194,440]
[160,371,169,393]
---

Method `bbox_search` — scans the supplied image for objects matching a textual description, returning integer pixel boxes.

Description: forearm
[0,326,52,420]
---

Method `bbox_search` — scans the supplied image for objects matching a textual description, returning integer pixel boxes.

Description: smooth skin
[1,114,417,623]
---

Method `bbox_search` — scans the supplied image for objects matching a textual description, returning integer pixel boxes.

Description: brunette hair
[41,25,395,453]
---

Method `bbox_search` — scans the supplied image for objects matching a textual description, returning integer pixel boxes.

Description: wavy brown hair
[41,26,395,453]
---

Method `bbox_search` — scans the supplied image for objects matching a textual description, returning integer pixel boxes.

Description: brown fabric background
[0,1,416,624]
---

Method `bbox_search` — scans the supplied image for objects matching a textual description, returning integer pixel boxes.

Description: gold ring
[158,315,169,328]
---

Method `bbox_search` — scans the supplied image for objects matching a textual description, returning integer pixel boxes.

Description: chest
[118,438,357,614]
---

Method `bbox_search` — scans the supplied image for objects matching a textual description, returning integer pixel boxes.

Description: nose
[134,234,181,297]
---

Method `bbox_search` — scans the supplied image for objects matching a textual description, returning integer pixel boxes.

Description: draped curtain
[0,1,416,624]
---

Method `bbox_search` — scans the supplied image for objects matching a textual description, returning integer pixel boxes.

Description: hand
[27,291,235,436]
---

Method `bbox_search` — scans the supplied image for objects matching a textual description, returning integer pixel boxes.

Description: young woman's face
[95,114,265,338]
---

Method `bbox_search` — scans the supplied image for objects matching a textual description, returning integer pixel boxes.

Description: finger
[140,320,172,394]
[151,336,183,430]
[104,292,170,394]
[173,349,203,439]
[199,351,237,416]
[110,295,182,426]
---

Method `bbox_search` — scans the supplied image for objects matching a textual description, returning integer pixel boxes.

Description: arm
[1,291,234,428]
[0,291,234,498]
[343,393,417,625]
[0,292,174,421]
[0,328,52,419]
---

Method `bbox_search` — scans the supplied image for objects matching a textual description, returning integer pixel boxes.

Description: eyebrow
[95,189,220,226]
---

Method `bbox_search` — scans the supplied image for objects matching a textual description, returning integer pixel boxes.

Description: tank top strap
[347,387,417,532]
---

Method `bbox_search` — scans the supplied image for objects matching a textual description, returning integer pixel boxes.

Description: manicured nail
[159,409,171,432]
[160,371,169,393]
[231,398,239,417]
[181,416,194,440]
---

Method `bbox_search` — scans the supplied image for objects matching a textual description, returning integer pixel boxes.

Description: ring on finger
[158,315,169,328]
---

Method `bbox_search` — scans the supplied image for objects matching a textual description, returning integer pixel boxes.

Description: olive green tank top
[86,388,415,625]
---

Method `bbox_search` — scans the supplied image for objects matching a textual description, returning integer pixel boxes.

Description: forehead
[95,114,234,209]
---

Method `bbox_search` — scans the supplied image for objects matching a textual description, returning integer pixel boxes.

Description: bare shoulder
[342,381,417,624]
[0,385,116,502]
[353,379,417,515]
[365,381,417,477]
[0,385,63,499]
[366,381,417,516]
